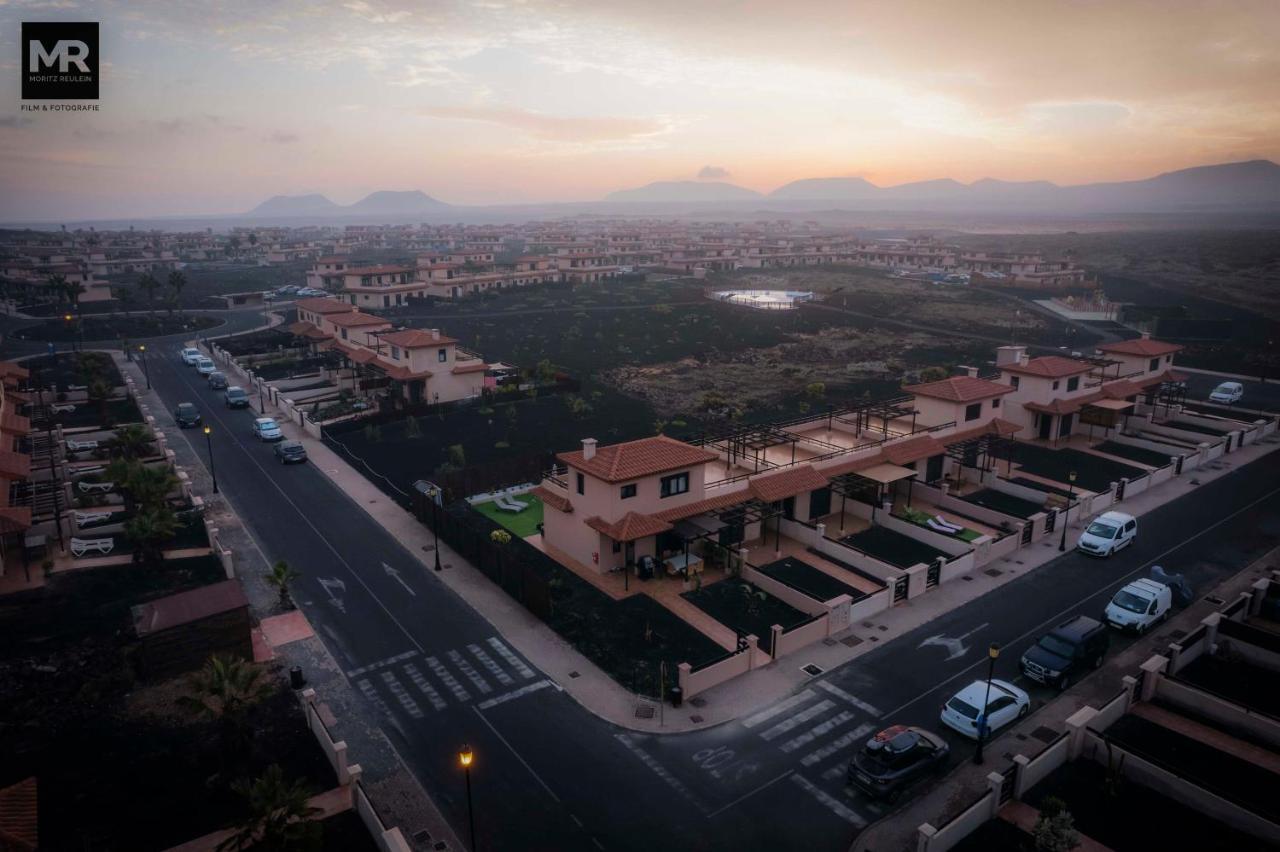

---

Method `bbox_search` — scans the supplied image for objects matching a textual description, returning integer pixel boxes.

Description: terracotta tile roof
[0,506,32,533]
[1023,394,1098,416]
[531,486,572,513]
[0,362,30,380]
[0,449,31,480]
[1133,369,1188,388]
[328,311,391,328]
[903,376,1013,403]
[652,489,751,521]
[452,361,488,374]
[748,464,829,503]
[558,436,717,484]
[1100,379,1144,400]
[940,418,1023,445]
[380,329,459,348]
[1097,337,1182,357]
[380,364,434,381]
[132,579,249,636]
[882,434,946,466]
[820,451,888,478]
[0,776,37,851]
[302,327,331,341]
[295,297,354,314]
[342,265,415,275]
[1001,355,1094,379]
[585,511,673,542]
[284,320,316,335]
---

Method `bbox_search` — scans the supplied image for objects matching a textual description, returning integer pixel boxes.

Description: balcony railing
[541,467,568,489]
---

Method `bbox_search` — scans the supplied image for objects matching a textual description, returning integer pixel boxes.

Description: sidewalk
[852,542,1280,852]
[228,345,1280,733]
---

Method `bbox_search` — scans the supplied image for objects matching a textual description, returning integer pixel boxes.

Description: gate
[1044,510,1056,534]
[926,559,941,590]
[998,765,1017,804]
[1021,522,1034,546]
[1115,478,1127,501]
[1175,455,1184,475]
[893,574,909,603]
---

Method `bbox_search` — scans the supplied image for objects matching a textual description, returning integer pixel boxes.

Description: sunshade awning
[1086,399,1135,412]
[854,462,918,484]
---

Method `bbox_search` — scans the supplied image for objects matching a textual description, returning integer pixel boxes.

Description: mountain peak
[605,180,763,203]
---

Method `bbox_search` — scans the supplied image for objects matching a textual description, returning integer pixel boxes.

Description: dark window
[438,348,448,363]
[964,402,982,422]
[1165,355,1172,364]
[340,328,348,340]
[1149,357,1160,372]
[611,540,621,553]
[1067,377,1079,392]
[620,483,637,499]
[1052,380,1060,390]
[575,472,584,495]
[660,472,689,498]
[1010,376,1020,390]
[992,398,1001,409]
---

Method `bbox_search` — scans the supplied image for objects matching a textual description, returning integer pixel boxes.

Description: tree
[228,235,242,257]
[265,560,300,610]
[137,272,160,315]
[87,377,113,425]
[111,423,152,460]
[178,655,275,757]
[166,270,187,316]
[534,358,557,384]
[447,443,466,469]
[804,381,826,399]
[124,504,179,564]
[44,273,69,306]
[1032,797,1079,852]
[248,232,259,248]
[218,765,320,852]
[917,366,949,383]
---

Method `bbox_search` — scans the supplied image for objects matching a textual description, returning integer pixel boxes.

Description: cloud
[697,165,730,180]
[420,104,670,142]
[269,131,300,144]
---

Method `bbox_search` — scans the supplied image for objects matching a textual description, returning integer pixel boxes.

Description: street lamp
[63,313,78,352]
[429,485,443,572]
[203,425,219,493]
[1058,470,1077,551]
[138,344,151,390]
[973,642,1001,765]
[458,745,476,852]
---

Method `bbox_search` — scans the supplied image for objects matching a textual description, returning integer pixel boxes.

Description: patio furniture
[636,555,657,581]
[75,510,113,527]
[50,403,76,413]
[926,518,959,535]
[664,552,704,577]
[495,496,524,513]
[78,480,115,494]
[932,515,964,532]
[66,439,99,451]
[70,537,114,557]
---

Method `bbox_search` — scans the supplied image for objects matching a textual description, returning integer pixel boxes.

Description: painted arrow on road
[383,562,416,596]
[917,622,989,661]
[318,577,347,613]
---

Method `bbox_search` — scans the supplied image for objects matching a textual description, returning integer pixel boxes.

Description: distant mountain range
[248,190,448,218]
[607,160,1280,212]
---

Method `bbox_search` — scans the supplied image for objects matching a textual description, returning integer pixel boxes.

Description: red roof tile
[585,511,673,542]
[0,506,32,533]
[531,486,572,513]
[748,464,829,503]
[1133,369,1188,388]
[1001,355,1094,379]
[882,434,946,466]
[820,451,888,478]
[903,376,1013,403]
[1097,337,1182,357]
[0,776,37,851]
[132,579,249,636]
[295,297,354,314]
[0,411,30,436]
[0,362,30,380]
[381,329,459,347]
[558,436,717,484]
[0,449,31,480]
[342,265,415,275]
[940,418,1023,445]
[452,362,488,374]
[328,312,392,328]
[653,489,751,521]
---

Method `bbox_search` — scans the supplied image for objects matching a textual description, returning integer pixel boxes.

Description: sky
[1,0,1278,219]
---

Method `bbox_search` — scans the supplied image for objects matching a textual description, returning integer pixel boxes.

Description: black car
[274,440,307,464]
[174,403,202,428]
[847,725,949,801]
[1020,615,1109,690]
[224,387,250,409]
[207,371,228,390]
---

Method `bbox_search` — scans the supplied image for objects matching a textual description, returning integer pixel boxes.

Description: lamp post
[429,485,442,572]
[458,745,476,852]
[973,642,1001,765]
[1058,470,1077,551]
[203,425,219,493]
[138,344,151,390]
[63,313,78,352]
[259,382,267,414]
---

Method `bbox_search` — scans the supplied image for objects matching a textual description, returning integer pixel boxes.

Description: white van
[1105,578,1172,633]
[1209,382,1243,404]
[1076,511,1137,557]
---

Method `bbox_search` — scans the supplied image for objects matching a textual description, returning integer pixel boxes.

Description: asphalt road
[145,346,1280,852]
[1180,371,1280,414]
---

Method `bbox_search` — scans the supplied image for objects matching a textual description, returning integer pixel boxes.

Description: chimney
[995,345,1026,368]
[962,365,980,378]
[581,438,597,461]
[431,328,441,340]
[1140,331,1151,340]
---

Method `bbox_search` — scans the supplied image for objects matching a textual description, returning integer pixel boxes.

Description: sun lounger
[495,496,524,512]
[70,537,114,557]
[932,514,964,532]
[926,518,958,535]
[75,510,113,527]
[50,403,76,413]
[78,481,115,494]
[66,439,99,452]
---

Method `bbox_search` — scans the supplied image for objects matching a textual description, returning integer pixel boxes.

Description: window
[964,402,982,422]
[611,541,621,554]
[391,346,401,360]
[1052,380,1060,390]
[1165,355,1172,364]
[575,472,584,495]
[438,348,448,363]
[660,472,689,498]
[1149,357,1160,372]
[340,328,348,340]
[1010,376,1020,390]
[992,398,1001,409]
[620,484,637,499]
[1067,377,1079,392]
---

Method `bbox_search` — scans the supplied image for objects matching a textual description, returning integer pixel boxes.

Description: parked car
[207,371,228,390]
[180,347,202,365]
[1104,578,1172,633]
[274,440,308,464]
[251,417,283,441]
[224,386,250,408]
[940,679,1030,740]
[1076,511,1137,557]
[1209,381,1244,404]
[846,725,950,801]
[1020,615,1109,690]
[195,357,216,376]
[174,403,202,428]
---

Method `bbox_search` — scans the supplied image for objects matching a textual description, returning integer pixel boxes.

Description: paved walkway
[1131,702,1280,775]
[998,800,1113,851]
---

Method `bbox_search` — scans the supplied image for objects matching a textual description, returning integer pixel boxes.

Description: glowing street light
[203,424,219,493]
[458,745,476,851]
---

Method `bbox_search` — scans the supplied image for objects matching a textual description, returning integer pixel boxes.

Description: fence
[678,641,755,698]
[917,787,998,852]
[354,781,413,852]
[300,688,353,784]
[1169,622,1210,675]
[1012,730,1071,798]
[771,612,831,658]
[1158,675,1280,749]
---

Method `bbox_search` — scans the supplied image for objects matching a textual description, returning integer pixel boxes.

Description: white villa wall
[772,614,832,658]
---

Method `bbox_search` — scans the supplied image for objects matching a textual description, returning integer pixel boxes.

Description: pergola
[665,497,785,575]
[1079,398,1136,439]
[1144,380,1187,417]
[700,424,800,471]
[833,395,918,437]
[946,431,1018,478]
[828,462,917,528]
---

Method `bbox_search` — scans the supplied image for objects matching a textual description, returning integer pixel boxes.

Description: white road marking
[477,679,553,710]
[821,765,845,782]
[487,637,536,679]
[346,649,419,679]
[472,706,562,804]
[426,655,471,702]
[705,771,794,819]
[759,700,835,741]
[816,680,882,716]
[615,734,710,815]
[448,649,493,694]
[779,710,856,753]
[356,678,393,718]
[468,643,515,686]
[403,663,448,710]
[741,689,816,729]
[800,723,876,767]
[790,774,865,826]
[381,670,424,719]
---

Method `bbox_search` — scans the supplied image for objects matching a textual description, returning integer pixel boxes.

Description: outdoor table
[664,553,704,577]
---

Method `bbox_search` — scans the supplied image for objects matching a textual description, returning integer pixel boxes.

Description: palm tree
[178,654,275,750]
[44,273,68,306]
[218,765,320,852]
[137,272,160,315]
[265,560,300,610]
[166,270,187,316]
[124,504,179,564]
[111,423,152,460]
[87,377,113,425]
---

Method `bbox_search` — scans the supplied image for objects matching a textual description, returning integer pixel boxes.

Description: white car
[1076,511,1137,557]
[1104,578,1173,633]
[940,679,1030,740]
[180,347,202,365]
[251,417,283,441]
[195,357,216,376]
[1209,382,1243,405]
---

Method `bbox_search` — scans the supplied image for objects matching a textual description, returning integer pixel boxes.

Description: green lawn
[473,494,543,538]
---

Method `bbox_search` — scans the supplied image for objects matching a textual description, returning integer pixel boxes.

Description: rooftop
[903,375,1014,403]
[1097,337,1183,357]
[1001,355,1095,379]
[558,435,718,483]
[131,579,249,636]
[380,329,459,348]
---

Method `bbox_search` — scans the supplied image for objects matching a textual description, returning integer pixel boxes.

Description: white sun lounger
[70,537,114,557]
[66,439,99,451]
[932,514,964,532]
[75,510,113,527]
[50,403,77,413]
[78,481,115,494]
[926,518,959,535]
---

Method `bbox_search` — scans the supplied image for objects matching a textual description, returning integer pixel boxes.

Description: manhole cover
[412,830,431,842]
[690,714,704,723]
[801,663,824,676]
[1203,595,1225,605]
[1031,726,1058,744]
[823,638,838,647]
[690,696,707,708]
[861,621,874,628]
[568,671,580,679]
[841,636,863,648]
[985,568,1003,577]
[635,705,655,719]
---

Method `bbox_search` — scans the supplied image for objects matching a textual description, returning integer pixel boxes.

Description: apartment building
[305,256,352,291]
[0,361,32,577]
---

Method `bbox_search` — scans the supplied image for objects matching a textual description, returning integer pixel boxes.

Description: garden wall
[678,642,755,698]
[877,511,973,558]
[354,782,413,852]
[1111,432,1191,463]
[301,688,353,784]
[847,588,891,622]
[1012,731,1070,798]
[918,789,996,852]
[914,482,1022,531]
[772,613,831,658]
[741,562,830,616]
[1157,677,1280,750]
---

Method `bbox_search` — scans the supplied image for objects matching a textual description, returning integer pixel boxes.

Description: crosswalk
[351,637,545,718]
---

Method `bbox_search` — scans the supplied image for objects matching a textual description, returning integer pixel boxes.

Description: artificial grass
[472,494,544,538]
[899,507,983,541]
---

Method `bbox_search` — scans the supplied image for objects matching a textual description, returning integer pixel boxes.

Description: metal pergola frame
[945,432,1018,478]
[1145,380,1187,417]
[701,424,800,472]
[833,395,918,437]
[827,471,898,528]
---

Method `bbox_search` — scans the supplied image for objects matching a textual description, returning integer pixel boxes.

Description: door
[809,487,831,519]
[925,454,944,483]
[1122,520,1136,548]
[782,497,795,520]
[624,541,635,566]
[1058,413,1074,437]
[987,695,1017,731]
[1038,414,1053,440]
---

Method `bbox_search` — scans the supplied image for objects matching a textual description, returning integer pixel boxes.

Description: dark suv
[224,387,250,409]
[1020,615,1109,691]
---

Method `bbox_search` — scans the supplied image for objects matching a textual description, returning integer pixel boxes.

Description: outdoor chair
[926,518,958,535]
[70,537,114,557]
[932,515,964,532]
[50,403,76,413]
[75,510,113,527]
[78,481,115,494]
[66,439,99,452]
